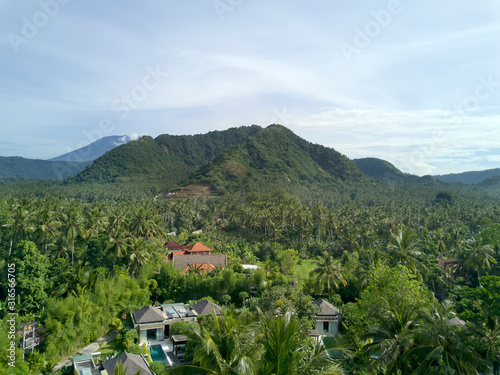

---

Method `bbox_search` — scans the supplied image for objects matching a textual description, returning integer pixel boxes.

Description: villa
[165,241,228,270]
[73,352,152,375]
[131,303,198,345]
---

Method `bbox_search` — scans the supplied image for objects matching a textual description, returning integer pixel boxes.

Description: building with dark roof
[314,299,341,337]
[101,352,152,375]
[131,304,198,344]
[191,299,222,316]
[73,352,152,375]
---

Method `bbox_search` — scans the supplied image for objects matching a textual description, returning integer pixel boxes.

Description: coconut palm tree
[3,204,32,256]
[310,251,347,299]
[33,207,60,254]
[462,239,497,286]
[387,225,426,281]
[257,310,344,375]
[407,300,486,374]
[61,203,86,267]
[107,226,132,266]
[363,300,419,374]
[168,308,260,375]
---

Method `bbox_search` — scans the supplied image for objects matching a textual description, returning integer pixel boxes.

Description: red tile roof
[183,242,213,252]
[182,263,217,274]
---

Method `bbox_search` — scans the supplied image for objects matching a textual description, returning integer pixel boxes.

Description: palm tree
[469,304,500,375]
[33,207,60,254]
[61,203,86,267]
[310,251,347,299]
[363,300,419,374]
[107,226,132,266]
[168,308,260,374]
[3,204,32,256]
[128,238,150,277]
[257,310,344,375]
[407,300,486,374]
[462,239,497,285]
[387,225,426,281]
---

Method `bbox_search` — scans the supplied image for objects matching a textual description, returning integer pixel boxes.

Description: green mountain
[353,158,407,181]
[353,157,444,188]
[73,125,262,187]
[435,168,500,184]
[73,125,364,193]
[193,124,364,191]
[0,156,91,180]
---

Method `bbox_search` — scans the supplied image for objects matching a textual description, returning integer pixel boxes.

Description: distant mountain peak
[50,135,131,163]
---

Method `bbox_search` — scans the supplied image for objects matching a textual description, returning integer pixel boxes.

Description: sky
[1,1,500,176]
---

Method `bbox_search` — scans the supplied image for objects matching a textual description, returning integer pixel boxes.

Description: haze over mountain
[50,135,131,162]
[0,157,91,180]
[0,135,130,180]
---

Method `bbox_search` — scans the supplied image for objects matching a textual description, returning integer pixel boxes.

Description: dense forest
[1,182,500,374]
[1,126,500,374]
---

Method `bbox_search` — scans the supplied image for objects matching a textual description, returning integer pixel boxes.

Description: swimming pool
[150,344,167,362]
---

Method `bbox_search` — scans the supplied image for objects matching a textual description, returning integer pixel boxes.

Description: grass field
[99,338,123,357]
[294,258,317,284]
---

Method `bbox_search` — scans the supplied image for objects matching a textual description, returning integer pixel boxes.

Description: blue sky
[1,1,500,175]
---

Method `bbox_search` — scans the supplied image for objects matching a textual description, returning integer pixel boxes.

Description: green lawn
[294,258,317,284]
[99,338,123,357]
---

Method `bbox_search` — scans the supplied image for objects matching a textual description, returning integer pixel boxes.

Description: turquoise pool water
[150,344,167,362]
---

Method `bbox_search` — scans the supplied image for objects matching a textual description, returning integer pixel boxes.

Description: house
[131,303,198,345]
[164,240,184,251]
[101,352,152,375]
[165,241,228,270]
[313,299,341,337]
[191,299,222,316]
[73,352,152,375]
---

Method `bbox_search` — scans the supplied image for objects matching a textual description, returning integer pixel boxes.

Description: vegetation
[2,125,500,373]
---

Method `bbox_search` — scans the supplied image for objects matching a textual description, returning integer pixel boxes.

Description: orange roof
[182,263,217,274]
[182,242,213,252]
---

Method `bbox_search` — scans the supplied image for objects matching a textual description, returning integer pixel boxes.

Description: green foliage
[11,241,49,313]
[43,273,150,360]
[344,265,434,336]
[170,320,192,336]
[276,248,299,276]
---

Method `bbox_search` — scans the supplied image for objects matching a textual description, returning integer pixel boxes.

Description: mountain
[73,126,262,186]
[50,135,131,162]
[0,156,91,180]
[353,158,407,181]
[192,125,364,191]
[74,125,364,193]
[435,168,500,184]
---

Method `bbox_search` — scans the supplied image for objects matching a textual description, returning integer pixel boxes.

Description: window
[323,321,329,332]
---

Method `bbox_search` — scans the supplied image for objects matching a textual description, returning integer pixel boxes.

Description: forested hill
[435,168,500,184]
[73,125,262,186]
[0,156,91,180]
[73,125,365,193]
[354,157,408,181]
[192,124,364,191]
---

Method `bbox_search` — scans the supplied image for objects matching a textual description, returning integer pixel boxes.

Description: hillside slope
[354,158,407,181]
[192,125,364,192]
[74,126,262,187]
[435,168,500,184]
[0,156,91,180]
